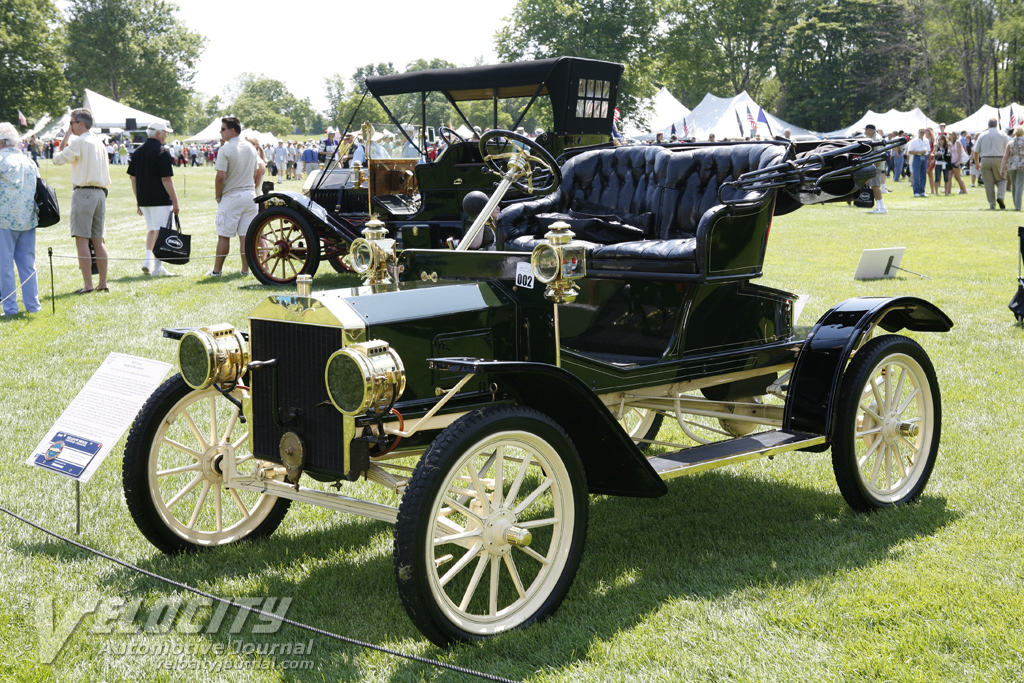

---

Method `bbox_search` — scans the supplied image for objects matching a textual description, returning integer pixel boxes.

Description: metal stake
[75,480,81,535]
[48,247,55,313]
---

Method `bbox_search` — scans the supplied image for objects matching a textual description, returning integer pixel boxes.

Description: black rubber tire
[394,405,588,646]
[832,336,941,512]
[245,207,321,286]
[122,374,291,554]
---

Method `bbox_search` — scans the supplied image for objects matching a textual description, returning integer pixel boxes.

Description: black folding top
[365,57,623,101]
[365,57,625,137]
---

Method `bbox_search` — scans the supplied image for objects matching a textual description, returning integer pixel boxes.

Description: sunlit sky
[55,0,514,112]
[167,0,512,111]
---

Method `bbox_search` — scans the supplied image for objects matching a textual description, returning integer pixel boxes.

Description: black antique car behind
[243,57,625,285]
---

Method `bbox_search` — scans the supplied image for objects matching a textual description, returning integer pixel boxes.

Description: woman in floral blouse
[0,122,41,315]
[1002,126,1024,211]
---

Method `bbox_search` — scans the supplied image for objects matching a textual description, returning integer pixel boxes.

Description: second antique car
[122,125,949,646]
[243,57,625,285]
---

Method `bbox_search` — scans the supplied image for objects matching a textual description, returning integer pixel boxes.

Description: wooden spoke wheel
[245,207,321,285]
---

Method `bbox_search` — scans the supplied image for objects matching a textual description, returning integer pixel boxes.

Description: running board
[648,430,827,480]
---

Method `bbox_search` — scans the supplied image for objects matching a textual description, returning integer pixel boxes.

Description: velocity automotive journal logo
[33,594,296,665]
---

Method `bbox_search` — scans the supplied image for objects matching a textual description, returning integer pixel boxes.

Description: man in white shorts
[209,116,258,276]
[127,121,179,276]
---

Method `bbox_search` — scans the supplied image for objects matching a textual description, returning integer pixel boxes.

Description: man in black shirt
[128,122,180,276]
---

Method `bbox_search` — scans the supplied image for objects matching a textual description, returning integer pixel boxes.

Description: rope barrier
[0,503,522,683]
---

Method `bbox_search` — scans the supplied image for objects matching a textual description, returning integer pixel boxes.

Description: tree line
[4,0,1023,136]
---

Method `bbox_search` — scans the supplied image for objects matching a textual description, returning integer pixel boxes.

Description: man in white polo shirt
[53,107,111,293]
[209,116,258,276]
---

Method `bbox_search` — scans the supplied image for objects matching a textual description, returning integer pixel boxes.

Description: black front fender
[430,358,667,498]
[257,191,362,243]
[784,296,953,440]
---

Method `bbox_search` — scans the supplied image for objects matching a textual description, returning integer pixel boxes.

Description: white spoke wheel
[617,407,663,450]
[832,336,941,511]
[394,405,587,646]
[245,207,321,286]
[123,374,290,554]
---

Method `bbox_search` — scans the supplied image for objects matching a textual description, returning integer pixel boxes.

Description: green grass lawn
[2,162,1024,682]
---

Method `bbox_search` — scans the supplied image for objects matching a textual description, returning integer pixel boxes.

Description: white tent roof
[20,114,52,140]
[241,129,278,147]
[947,103,1023,133]
[666,91,815,141]
[82,89,170,130]
[823,108,940,138]
[184,117,222,143]
[623,87,691,137]
[32,110,72,141]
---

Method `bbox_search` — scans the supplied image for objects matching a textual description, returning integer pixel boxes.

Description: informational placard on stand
[27,353,172,483]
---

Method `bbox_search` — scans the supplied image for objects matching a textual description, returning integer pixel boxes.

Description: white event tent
[947,103,1023,133]
[184,117,222,143]
[824,108,940,138]
[623,87,692,138]
[31,110,72,141]
[666,91,815,141]
[19,114,52,140]
[82,89,170,130]
[183,118,279,147]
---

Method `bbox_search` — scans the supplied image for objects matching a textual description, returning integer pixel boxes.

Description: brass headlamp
[344,219,396,285]
[530,221,587,303]
[325,340,406,416]
[178,323,250,390]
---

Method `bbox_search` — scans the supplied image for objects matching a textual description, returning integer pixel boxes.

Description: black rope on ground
[0,503,521,683]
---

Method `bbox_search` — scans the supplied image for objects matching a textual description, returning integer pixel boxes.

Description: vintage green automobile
[122,126,950,647]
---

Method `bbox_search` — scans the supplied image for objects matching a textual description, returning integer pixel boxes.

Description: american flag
[1011,106,1018,129]
[746,106,757,132]
[18,109,27,126]
[613,107,621,122]
[683,119,689,137]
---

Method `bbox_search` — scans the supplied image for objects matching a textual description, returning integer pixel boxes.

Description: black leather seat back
[654,144,788,240]
[558,145,661,219]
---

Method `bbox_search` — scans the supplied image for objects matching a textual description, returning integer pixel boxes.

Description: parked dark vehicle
[123,102,948,646]
[244,57,624,285]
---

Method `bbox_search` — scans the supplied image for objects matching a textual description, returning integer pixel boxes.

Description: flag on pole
[670,123,676,137]
[683,118,689,138]
[735,109,744,137]
[613,107,621,122]
[746,106,757,133]
[756,107,773,138]
[18,109,27,126]
[1011,106,1018,129]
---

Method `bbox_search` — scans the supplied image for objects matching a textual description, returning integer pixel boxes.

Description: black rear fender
[429,358,667,498]
[784,296,952,441]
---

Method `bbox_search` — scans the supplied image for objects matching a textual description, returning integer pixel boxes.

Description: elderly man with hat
[128,121,180,276]
[319,127,340,164]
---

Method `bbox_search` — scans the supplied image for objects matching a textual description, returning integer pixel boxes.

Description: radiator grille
[250,319,348,476]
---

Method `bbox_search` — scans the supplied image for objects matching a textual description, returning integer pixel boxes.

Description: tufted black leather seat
[497,142,790,281]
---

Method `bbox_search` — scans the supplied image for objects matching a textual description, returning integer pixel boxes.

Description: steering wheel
[479,129,561,195]
[438,126,466,145]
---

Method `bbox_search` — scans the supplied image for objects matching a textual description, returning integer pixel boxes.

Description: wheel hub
[199,444,232,483]
[482,509,531,555]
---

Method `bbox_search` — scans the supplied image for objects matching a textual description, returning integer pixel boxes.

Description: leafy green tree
[776,0,920,131]
[659,0,784,107]
[0,0,70,124]
[226,74,317,135]
[64,0,204,130]
[494,0,662,125]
